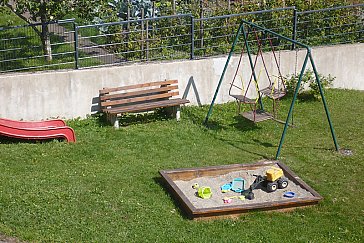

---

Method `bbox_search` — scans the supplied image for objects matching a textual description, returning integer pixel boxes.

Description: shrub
[285,70,335,100]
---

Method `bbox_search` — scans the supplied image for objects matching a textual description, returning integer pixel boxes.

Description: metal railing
[0,4,362,73]
[0,19,76,73]
[193,7,295,59]
[75,14,193,69]
[295,4,364,47]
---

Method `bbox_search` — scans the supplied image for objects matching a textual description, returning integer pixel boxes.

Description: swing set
[229,29,287,123]
[204,20,339,159]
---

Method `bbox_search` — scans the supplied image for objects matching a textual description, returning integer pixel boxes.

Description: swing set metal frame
[204,20,339,159]
[229,29,287,123]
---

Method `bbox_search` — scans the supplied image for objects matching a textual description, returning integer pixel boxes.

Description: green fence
[0,4,362,73]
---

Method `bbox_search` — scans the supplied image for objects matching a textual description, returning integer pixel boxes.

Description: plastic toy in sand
[221,177,246,193]
[220,183,232,193]
[231,177,245,192]
[192,183,199,189]
[192,183,212,199]
[223,196,245,204]
[244,167,289,200]
[284,191,296,198]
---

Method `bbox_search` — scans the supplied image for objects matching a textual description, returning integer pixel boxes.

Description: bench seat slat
[99,79,178,94]
[101,91,179,107]
[100,85,178,101]
[104,98,190,114]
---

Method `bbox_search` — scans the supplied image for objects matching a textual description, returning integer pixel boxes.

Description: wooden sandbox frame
[159,161,323,220]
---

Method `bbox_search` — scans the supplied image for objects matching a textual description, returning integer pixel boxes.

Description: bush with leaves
[285,70,335,100]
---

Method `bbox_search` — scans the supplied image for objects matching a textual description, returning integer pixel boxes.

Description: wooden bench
[99,80,190,128]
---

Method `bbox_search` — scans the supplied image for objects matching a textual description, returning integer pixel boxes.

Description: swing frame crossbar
[204,20,339,159]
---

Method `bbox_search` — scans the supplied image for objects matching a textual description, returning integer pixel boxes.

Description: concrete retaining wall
[0,43,363,120]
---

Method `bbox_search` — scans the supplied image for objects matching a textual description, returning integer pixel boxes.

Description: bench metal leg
[108,114,119,129]
[113,118,120,129]
[176,106,181,121]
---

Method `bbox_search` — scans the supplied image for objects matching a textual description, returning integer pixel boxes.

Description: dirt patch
[0,234,22,243]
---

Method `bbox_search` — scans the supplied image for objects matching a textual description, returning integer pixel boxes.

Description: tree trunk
[41,22,53,62]
[5,1,53,61]
[39,2,52,62]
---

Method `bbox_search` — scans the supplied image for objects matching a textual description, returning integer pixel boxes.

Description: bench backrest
[99,79,181,112]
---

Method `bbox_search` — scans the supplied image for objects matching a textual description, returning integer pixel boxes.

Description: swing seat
[230,94,256,104]
[259,86,286,100]
[241,110,273,123]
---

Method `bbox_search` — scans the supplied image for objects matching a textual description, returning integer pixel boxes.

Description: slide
[0,118,76,143]
[0,118,66,128]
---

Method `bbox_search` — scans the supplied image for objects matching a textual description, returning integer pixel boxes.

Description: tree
[1,0,83,61]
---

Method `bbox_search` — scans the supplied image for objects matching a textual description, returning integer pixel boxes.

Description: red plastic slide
[0,118,66,128]
[0,118,76,143]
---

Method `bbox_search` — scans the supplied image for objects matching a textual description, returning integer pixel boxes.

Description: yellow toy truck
[245,167,288,200]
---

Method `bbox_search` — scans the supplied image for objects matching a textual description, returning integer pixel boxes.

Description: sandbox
[159,160,322,219]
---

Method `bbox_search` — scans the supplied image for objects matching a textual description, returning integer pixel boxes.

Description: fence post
[190,15,195,60]
[146,18,149,61]
[199,0,204,49]
[359,7,363,41]
[141,9,145,61]
[73,22,79,69]
[291,7,298,50]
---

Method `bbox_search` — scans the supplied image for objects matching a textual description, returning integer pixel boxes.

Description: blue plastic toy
[231,177,245,193]
[284,191,296,198]
[220,183,232,193]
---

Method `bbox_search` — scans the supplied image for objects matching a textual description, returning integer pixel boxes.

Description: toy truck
[245,167,289,200]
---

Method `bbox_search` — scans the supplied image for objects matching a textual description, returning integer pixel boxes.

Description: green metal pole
[309,52,339,151]
[275,52,310,160]
[204,23,243,124]
[241,25,264,110]
[241,20,310,50]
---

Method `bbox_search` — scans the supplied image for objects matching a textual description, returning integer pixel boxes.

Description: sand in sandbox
[174,165,315,209]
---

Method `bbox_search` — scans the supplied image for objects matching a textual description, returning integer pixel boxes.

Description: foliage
[0,0,75,22]
[92,0,157,24]
[113,0,156,20]
[151,0,361,18]
[285,70,335,100]
[0,89,363,242]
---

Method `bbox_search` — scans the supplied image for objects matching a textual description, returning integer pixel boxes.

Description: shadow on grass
[91,108,175,127]
[0,136,65,144]
[218,137,273,160]
[203,118,259,132]
[118,109,174,126]
[251,138,275,148]
[288,145,337,152]
[183,107,262,132]
[282,93,319,103]
[203,115,262,133]
[229,115,261,132]
[204,121,226,131]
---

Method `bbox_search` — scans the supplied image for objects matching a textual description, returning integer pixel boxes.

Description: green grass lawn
[0,89,363,242]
